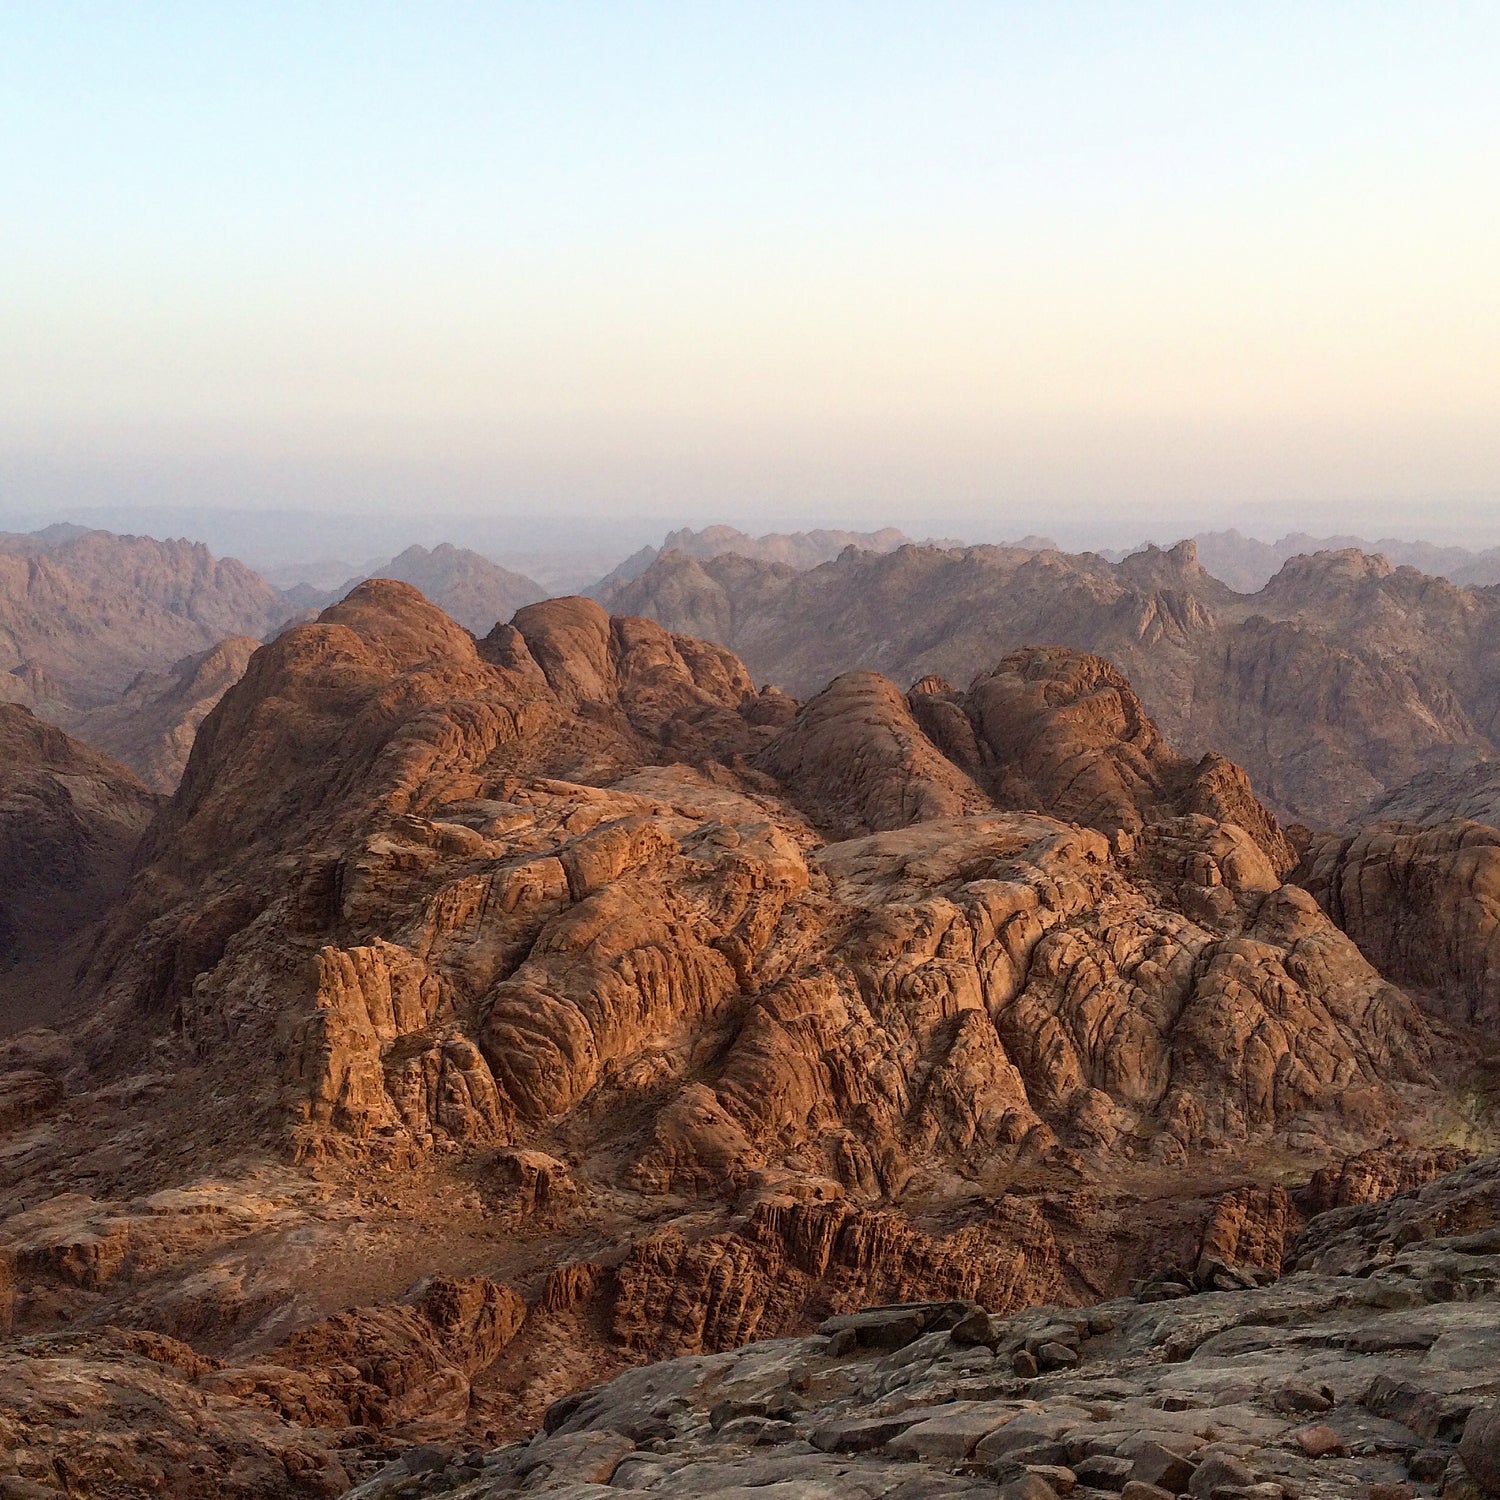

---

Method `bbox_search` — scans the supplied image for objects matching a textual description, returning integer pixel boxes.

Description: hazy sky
[4,2,1499,548]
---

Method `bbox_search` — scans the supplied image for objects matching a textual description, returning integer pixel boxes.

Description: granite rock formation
[606,540,1500,826]
[1294,762,1500,1052]
[0,582,1489,1494]
[0,704,157,1029]
[340,1152,1500,1500]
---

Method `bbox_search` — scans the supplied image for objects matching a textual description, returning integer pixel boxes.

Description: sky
[3,1,1499,555]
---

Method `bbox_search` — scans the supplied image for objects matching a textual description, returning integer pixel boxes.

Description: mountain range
[1,568,1496,1494]
[604,539,1500,828]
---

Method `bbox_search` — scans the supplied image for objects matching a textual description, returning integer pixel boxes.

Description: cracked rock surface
[341,1155,1500,1499]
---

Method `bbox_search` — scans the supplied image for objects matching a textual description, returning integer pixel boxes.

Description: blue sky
[3,2,1499,545]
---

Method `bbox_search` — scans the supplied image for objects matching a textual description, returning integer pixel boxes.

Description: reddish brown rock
[607,538,1500,826]
[1299,1142,1476,1215]
[0,578,1479,1491]
[757,671,991,837]
[0,705,157,1030]
[1197,1185,1300,1275]
[1298,818,1500,1028]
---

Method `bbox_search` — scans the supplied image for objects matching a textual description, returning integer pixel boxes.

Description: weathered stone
[1130,1439,1197,1491]
[998,1477,1062,1500]
[1002,1476,1062,1500]
[1189,1453,1258,1496]
[808,1414,919,1454]
[1294,1423,1346,1459]
[1072,1453,1134,1490]
[1459,1406,1500,1495]
[886,1401,1015,1459]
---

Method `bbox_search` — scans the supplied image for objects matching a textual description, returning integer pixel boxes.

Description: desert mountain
[64,637,263,794]
[1296,760,1500,1040]
[0,527,290,712]
[589,523,934,596]
[0,581,1487,1493]
[0,527,294,791]
[0,704,157,1030]
[307,544,547,636]
[1193,527,1500,592]
[606,540,1500,827]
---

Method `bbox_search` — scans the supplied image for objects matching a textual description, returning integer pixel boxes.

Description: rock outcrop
[0,579,1488,1494]
[0,705,157,1029]
[1295,763,1500,1040]
[68,636,262,793]
[606,539,1500,826]
[339,1153,1500,1500]
[1299,818,1500,1030]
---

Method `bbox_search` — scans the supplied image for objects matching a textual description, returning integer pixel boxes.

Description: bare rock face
[757,671,991,837]
[606,538,1500,826]
[68,636,262,793]
[268,1274,527,1429]
[0,705,158,1030]
[0,1331,352,1499]
[345,1152,1500,1500]
[295,544,548,636]
[1298,818,1500,1029]
[0,580,1484,1494]
[1298,1141,1476,1216]
[917,647,1295,874]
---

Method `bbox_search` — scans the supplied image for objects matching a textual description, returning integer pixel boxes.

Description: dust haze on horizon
[3,3,1498,555]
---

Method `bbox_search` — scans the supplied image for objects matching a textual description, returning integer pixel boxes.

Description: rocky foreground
[341,1156,1500,1500]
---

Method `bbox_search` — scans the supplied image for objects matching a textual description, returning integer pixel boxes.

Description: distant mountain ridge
[302,542,546,635]
[0,526,291,712]
[588,523,966,596]
[0,527,296,790]
[605,537,1500,827]
[1190,527,1500,592]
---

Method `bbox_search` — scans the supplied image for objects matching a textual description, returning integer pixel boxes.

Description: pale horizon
[4,3,1498,548]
